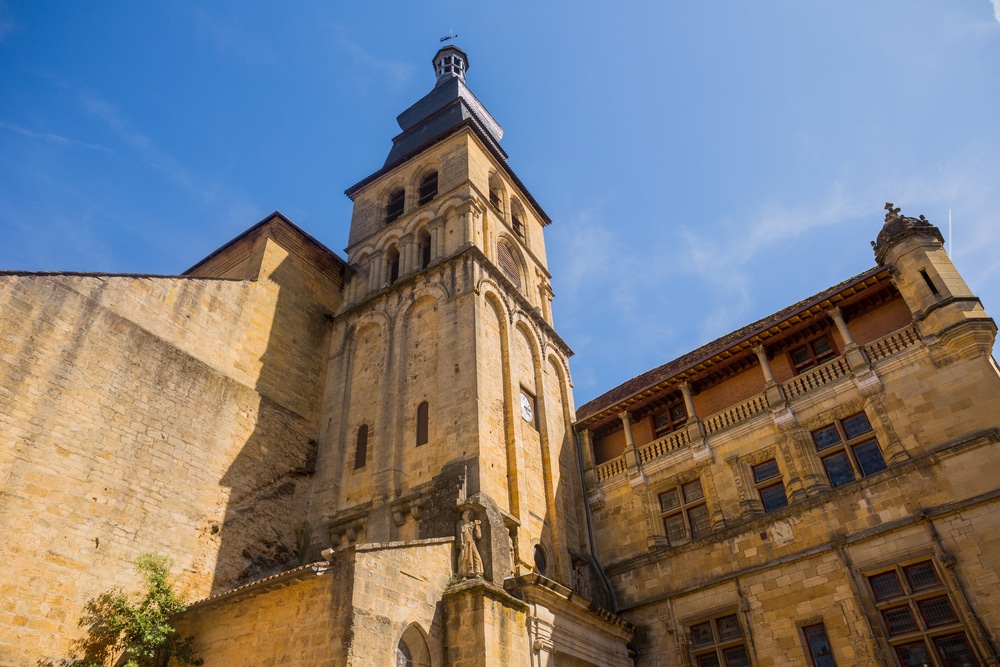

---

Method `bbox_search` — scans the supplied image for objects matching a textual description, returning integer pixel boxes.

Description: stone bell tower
[301,45,632,665]
[310,40,578,570]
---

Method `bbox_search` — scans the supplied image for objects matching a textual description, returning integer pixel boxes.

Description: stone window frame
[496,236,525,293]
[533,543,548,576]
[354,424,369,470]
[417,169,439,207]
[810,411,887,488]
[860,555,982,667]
[737,444,790,516]
[416,401,429,447]
[684,608,751,667]
[384,186,405,224]
[796,616,837,667]
[488,171,506,216]
[751,458,788,513]
[510,196,528,245]
[656,475,712,547]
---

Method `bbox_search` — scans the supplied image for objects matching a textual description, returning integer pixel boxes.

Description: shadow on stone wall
[211,255,331,592]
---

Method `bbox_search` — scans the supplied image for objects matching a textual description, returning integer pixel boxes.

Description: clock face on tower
[520,391,534,423]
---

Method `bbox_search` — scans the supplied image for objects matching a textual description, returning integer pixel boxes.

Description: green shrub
[71,554,202,667]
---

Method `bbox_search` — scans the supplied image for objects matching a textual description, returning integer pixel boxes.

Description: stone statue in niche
[456,509,483,578]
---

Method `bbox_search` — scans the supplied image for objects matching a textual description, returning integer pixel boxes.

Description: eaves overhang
[344,116,552,226]
[575,266,895,429]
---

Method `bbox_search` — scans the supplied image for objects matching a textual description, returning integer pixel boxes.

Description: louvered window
[418,171,438,206]
[497,241,521,291]
[385,188,404,224]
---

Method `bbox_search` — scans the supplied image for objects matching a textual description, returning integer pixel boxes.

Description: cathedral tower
[310,43,583,584]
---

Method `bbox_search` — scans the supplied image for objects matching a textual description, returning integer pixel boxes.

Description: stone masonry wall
[0,223,342,665]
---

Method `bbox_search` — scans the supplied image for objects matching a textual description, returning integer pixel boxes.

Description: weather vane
[440,30,459,43]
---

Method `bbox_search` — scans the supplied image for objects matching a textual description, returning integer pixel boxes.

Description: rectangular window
[752,458,788,512]
[652,402,687,437]
[659,479,711,545]
[416,401,429,446]
[803,623,837,667]
[811,412,887,488]
[866,560,981,666]
[354,424,369,470]
[790,334,837,374]
[688,613,749,667]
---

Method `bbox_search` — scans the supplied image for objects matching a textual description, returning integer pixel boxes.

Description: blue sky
[1,2,998,406]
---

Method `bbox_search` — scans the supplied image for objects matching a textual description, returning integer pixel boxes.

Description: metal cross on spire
[440,30,459,43]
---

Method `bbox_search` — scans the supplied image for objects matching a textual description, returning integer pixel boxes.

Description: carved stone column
[368,255,380,292]
[619,411,640,471]
[399,233,414,275]
[578,428,595,474]
[828,307,869,369]
[754,344,786,407]
[680,381,697,420]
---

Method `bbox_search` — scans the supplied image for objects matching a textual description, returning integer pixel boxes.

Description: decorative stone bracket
[329,516,367,550]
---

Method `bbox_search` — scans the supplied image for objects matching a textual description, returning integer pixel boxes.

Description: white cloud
[992,0,1000,24]
[331,26,415,93]
[0,121,113,153]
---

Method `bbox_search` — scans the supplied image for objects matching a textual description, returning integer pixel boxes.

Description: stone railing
[595,456,627,481]
[638,429,689,464]
[702,393,769,436]
[591,325,922,485]
[863,325,920,363]
[783,357,851,400]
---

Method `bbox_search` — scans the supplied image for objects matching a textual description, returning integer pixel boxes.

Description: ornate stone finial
[871,202,944,266]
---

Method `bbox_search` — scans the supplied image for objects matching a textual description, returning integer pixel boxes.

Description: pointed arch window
[416,401,429,446]
[396,624,431,667]
[386,188,405,224]
[354,424,369,470]
[418,171,438,206]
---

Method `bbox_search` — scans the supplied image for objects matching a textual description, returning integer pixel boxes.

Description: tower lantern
[433,45,468,84]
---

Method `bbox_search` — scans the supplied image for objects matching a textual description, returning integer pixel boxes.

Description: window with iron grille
[811,412,887,488]
[687,612,749,667]
[790,334,836,374]
[658,479,711,546]
[752,458,788,513]
[866,560,980,667]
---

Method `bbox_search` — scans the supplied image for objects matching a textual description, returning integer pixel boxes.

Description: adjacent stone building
[0,46,997,666]
[576,205,1000,666]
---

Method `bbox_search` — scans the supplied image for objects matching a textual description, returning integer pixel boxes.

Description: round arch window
[533,545,547,575]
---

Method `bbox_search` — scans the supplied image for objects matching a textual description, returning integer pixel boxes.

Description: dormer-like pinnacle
[433,45,468,85]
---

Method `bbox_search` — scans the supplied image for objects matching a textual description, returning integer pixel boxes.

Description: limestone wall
[0,221,343,664]
[588,320,1000,665]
